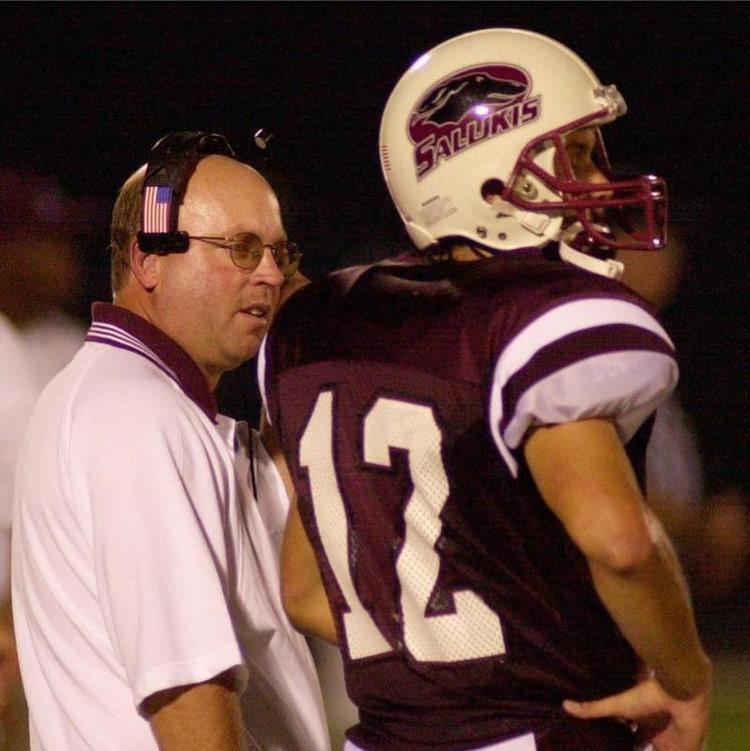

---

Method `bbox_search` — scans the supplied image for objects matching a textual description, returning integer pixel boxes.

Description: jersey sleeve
[488,296,677,473]
[70,381,246,709]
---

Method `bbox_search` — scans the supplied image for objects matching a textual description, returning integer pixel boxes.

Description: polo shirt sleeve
[70,379,246,710]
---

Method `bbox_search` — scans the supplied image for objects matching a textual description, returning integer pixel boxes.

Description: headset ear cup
[136,231,190,254]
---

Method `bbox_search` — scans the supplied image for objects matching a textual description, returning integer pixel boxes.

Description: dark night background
[1,1,748,493]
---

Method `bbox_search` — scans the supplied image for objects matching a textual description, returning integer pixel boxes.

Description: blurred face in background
[0,230,84,325]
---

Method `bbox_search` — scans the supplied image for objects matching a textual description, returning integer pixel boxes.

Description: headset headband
[137,131,236,254]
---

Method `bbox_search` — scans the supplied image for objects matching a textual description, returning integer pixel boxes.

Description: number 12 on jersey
[299,389,506,663]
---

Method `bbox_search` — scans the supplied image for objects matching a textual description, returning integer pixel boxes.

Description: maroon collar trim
[86,302,218,423]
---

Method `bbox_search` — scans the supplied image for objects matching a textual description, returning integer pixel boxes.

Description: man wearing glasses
[11,133,328,751]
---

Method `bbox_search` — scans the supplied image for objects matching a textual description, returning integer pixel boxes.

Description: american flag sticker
[143,185,173,233]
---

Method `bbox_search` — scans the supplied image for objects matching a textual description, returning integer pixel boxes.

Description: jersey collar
[86,302,218,423]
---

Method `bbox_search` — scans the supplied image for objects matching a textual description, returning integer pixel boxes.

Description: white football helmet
[379,28,666,257]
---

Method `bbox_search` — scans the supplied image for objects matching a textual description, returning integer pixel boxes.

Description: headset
[137,131,236,254]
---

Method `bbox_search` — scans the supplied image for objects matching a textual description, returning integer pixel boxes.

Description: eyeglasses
[188,232,302,279]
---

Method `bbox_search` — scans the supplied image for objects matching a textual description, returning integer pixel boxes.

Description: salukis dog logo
[409,64,540,179]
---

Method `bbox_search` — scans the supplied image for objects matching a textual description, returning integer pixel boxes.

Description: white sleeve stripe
[498,299,673,386]
[490,383,519,476]
[489,299,674,476]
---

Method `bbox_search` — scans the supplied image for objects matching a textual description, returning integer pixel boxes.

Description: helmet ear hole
[481,178,505,203]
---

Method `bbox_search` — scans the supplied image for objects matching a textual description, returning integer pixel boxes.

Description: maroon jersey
[261,254,677,750]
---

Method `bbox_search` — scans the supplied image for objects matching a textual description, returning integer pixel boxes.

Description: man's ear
[128,237,161,291]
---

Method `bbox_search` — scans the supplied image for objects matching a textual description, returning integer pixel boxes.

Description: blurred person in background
[0,311,35,751]
[0,168,98,751]
[0,169,95,389]
[618,222,750,644]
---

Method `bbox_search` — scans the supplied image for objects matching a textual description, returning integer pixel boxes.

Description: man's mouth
[240,303,271,320]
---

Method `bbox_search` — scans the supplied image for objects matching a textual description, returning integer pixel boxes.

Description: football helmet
[379,28,667,258]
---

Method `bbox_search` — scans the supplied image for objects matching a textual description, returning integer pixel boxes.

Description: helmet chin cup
[559,223,625,279]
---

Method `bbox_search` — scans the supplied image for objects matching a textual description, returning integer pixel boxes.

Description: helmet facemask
[506,116,667,252]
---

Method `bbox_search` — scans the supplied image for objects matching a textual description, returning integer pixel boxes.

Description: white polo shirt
[12,303,329,751]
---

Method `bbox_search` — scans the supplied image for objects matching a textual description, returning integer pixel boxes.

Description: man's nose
[252,247,285,286]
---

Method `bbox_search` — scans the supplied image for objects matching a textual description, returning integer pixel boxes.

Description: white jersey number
[299,390,506,662]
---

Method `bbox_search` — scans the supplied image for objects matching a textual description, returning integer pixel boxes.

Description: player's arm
[259,411,338,645]
[143,671,247,751]
[281,495,338,644]
[524,418,711,746]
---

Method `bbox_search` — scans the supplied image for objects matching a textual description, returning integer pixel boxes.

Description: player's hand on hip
[563,675,711,751]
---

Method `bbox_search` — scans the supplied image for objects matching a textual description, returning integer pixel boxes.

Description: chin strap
[558,223,624,280]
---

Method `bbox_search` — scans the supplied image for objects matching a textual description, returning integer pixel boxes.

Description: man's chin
[230,337,264,368]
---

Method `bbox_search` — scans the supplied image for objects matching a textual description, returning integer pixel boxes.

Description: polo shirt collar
[86,302,218,422]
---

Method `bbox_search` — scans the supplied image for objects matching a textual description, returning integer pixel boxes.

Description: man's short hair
[110,165,145,293]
